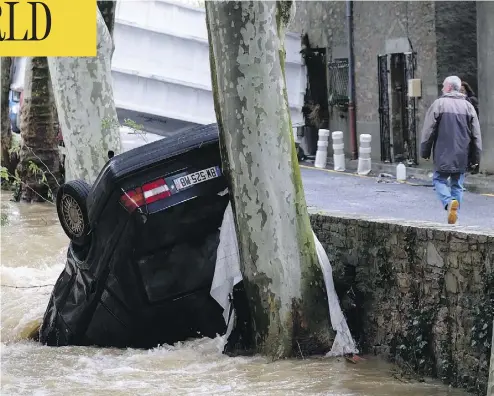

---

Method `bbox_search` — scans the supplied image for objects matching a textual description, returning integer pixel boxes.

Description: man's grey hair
[444,76,462,92]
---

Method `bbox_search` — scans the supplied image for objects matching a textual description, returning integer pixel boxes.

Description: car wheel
[56,180,91,246]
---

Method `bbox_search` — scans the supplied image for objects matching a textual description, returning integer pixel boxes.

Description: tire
[56,180,91,246]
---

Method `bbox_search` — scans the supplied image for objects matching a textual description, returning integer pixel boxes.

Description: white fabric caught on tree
[209,201,243,325]
[313,231,358,356]
[210,202,358,356]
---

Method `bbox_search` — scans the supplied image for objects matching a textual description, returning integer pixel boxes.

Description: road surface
[301,166,494,232]
[118,126,493,232]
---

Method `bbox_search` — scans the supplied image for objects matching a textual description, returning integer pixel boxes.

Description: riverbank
[310,211,494,396]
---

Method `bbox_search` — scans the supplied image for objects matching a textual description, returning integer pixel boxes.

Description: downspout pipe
[346,0,358,160]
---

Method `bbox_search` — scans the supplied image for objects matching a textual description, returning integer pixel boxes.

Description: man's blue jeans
[432,172,465,210]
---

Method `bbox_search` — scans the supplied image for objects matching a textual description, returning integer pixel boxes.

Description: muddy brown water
[0,194,470,395]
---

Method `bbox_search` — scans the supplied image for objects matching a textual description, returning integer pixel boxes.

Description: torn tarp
[211,203,358,356]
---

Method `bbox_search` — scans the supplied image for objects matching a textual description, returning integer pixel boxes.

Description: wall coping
[309,209,494,237]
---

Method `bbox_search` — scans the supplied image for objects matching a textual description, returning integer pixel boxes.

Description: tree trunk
[48,8,122,184]
[18,57,61,202]
[1,57,13,172]
[206,1,332,359]
[97,1,117,38]
[97,0,117,59]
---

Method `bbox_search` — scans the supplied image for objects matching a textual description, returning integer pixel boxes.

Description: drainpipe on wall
[346,0,358,160]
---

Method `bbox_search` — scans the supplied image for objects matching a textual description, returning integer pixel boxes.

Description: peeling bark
[48,9,122,183]
[1,57,13,171]
[18,57,61,202]
[97,1,117,38]
[97,0,117,58]
[206,1,332,359]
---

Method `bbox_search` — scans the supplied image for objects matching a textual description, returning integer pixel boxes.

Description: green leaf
[0,166,9,180]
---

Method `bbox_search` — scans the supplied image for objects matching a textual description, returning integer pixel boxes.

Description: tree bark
[1,57,13,172]
[18,57,61,202]
[48,8,122,183]
[97,1,117,38]
[206,1,332,359]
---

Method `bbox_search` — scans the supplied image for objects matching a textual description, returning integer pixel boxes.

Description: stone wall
[310,212,493,395]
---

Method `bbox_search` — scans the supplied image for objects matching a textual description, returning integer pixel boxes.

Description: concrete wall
[352,1,438,164]
[290,1,350,154]
[291,1,346,50]
[477,1,494,174]
[291,1,438,163]
[435,1,478,95]
[310,212,493,395]
[292,1,483,169]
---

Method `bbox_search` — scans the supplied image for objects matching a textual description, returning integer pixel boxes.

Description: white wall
[112,0,307,127]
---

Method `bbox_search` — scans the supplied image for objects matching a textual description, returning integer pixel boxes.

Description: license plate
[173,166,221,191]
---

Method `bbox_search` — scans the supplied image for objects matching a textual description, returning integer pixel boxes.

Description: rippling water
[0,193,470,395]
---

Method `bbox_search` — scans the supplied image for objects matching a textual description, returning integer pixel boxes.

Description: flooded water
[1,193,470,395]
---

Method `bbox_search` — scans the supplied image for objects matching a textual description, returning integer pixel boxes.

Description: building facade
[291,1,493,173]
[477,1,494,174]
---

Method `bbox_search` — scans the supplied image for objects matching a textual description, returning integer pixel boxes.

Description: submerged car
[40,124,252,349]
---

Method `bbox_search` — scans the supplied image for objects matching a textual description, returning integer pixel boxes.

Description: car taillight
[120,178,172,213]
[120,187,145,213]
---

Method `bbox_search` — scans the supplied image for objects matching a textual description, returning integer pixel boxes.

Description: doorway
[301,34,329,157]
[377,52,417,165]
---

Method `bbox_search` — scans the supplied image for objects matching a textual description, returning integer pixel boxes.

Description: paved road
[116,125,493,232]
[301,166,494,232]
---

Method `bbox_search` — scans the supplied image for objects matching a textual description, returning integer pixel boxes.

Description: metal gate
[377,55,391,163]
[328,59,349,109]
[378,52,417,164]
[404,52,417,165]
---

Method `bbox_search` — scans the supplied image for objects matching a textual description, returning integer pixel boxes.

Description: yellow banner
[0,0,96,56]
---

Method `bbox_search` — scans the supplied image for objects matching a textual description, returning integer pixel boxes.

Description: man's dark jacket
[420,92,482,173]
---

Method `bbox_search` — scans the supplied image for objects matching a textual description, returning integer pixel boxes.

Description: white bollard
[357,134,372,175]
[318,128,330,142]
[331,131,345,171]
[314,129,330,168]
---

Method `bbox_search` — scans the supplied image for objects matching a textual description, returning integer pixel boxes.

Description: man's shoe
[447,200,459,224]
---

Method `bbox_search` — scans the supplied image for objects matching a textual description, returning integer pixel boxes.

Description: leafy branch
[25,145,61,188]
[0,166,55,205]
[101,116,148,144]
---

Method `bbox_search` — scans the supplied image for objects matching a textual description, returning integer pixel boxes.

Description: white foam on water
[1,251,66,343]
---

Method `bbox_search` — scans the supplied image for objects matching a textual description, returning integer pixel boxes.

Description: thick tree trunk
[1,57,13,171]
[97,1,117,38]
[17,57,61,202]
[206,1,332,359]
[48,9,122,183]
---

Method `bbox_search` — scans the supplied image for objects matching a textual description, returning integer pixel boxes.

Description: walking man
[420,76,482,224]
